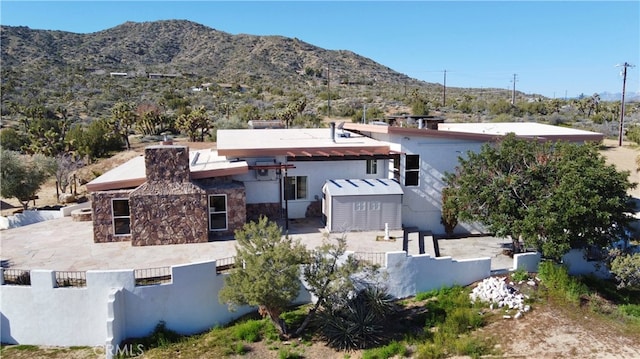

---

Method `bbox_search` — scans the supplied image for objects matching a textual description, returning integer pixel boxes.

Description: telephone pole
[511,74,518,105]
[327,64,331,119]
[617,62,635,146]
[442,69,447,107]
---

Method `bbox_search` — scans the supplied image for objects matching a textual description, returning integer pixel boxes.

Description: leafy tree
[444,134,635,260]
[219,218,377,340]
[176,106,211,141]
[219,216,307,337]
[1,149,56,210]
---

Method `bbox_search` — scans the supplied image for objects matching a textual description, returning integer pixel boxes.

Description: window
[366,159,378,174]
[354,202,367,211]
[112,199,130,235]
[404,154,420,186]
[209,195,228,231]
[391,156,401,182]
[285,176,308,200]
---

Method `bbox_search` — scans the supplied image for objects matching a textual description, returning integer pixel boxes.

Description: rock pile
[469,276,532,318]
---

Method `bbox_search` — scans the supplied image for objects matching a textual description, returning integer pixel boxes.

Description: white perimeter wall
[384,252,492,298]
[0,252,561,357]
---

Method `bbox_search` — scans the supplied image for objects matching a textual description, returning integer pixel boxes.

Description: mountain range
[0,19,433,91]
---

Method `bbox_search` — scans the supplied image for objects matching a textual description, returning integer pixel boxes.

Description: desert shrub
[511,268,529,282]
[121,321,183,353]
[610,252,640,289]
[316,286,394,350]
[619,304,640,319]
[278,347,303,359]
[538,261,588,303]
[362,340,408,359]
[232,319,264,342]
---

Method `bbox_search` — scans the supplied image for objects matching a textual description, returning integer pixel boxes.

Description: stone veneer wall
[91,190,134,243]
[129,145,209,246]
[197,179,247,239]
[129,182,208,246]
[144,145,190,183]
[246,203,282,222]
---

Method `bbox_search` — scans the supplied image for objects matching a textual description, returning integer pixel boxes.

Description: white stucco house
[85,121,603,244]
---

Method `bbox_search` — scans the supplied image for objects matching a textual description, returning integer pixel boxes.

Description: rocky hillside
[0,20,426,89]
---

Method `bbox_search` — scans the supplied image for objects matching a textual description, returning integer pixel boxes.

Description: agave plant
[316,285,395,351]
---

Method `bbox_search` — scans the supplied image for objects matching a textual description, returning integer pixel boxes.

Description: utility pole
[442,69,447,107]
[511,74,518,105]
[327,64,331,119]
[617,62,635,146]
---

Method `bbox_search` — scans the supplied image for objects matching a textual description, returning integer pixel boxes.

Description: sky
[1,1,639,99]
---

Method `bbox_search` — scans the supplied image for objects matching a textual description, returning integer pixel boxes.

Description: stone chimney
[144,145,190,184]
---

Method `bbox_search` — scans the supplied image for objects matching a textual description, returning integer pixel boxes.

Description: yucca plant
[316,286,394,351]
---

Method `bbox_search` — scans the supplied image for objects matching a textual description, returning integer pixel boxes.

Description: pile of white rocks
[469,276,533,319]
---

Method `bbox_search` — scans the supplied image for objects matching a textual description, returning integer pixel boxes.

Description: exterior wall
[198,180,247,238]
[287,160,389,219]
[129,183,208,246]
[235,157,389,219]
[0,261,258,356]
[246,203,281,222]
[1,253,520,352]
[383,251,492,298]
[128,146,208,246]
[562,249,611,279]
[368,132,486,234]
[91,190,134,243]
[0,210,62,230]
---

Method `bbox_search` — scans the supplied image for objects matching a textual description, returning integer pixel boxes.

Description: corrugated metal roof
[324,178,403,197]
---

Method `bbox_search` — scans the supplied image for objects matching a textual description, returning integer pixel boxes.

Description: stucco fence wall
[0,202,91,230]
[0,252,542,358]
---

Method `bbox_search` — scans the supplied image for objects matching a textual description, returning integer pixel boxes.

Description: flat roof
[438,122,602,138]
[324,178,403,196]
[344,122,604,142]
[217,128,391,157]
[86,148,248,192]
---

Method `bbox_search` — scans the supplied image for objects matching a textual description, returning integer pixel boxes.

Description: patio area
[0,216,515,271]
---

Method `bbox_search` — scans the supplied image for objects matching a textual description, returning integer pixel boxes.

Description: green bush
[538,261,588,303]
[619,304,640,318]
[232,319,264,342]
[362,340,407,359]
[511,268,529,282]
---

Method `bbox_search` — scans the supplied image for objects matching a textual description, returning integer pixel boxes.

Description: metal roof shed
[322,179,403,233]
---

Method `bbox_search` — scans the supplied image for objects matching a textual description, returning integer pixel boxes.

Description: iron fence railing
[134,267,171,286]
[2,269,31,285]
[55,271,87,288]
[352,252,386,267]
[216,256,236,273]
